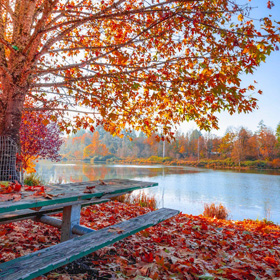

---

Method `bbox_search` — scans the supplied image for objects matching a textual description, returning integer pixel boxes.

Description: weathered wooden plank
[0,208,179,280]
[0,198,109,224]
[0,179,157,214]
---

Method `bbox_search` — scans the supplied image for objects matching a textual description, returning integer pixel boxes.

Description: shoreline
[109,158,280,172]
[59,157,280,173]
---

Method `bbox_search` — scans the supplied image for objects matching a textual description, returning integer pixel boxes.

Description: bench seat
[0,198,109,224]
[0,208,179,280]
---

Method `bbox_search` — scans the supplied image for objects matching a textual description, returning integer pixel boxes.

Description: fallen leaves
[0,193,22,202]
[0,182,22,194]
[0,183,45,202]
[83,186,96,194]
[0,201,279,279]
[0,183,64,202]
[264,256,279,267]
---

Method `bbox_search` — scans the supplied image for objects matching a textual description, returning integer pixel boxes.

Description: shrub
[114,193,129,203]
[24,173,43,186]
[241,161,256,167]
[148,156,163,163]
[114,191,157,210]
[255,160,269,168]
[203,203,229,220]
[162,157,172,162]
[196,160,207,167]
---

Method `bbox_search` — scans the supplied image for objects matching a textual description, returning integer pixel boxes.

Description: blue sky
[181,0,280,136]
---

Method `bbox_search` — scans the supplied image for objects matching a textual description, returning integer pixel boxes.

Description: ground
[0,201,279,279]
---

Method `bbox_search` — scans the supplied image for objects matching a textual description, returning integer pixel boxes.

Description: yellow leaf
[238,14,244,21]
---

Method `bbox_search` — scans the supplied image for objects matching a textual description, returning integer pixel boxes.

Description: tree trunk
[0,76,27,182]
[0,75,26,142]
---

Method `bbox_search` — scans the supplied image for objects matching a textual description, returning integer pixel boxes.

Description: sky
[180,0,280,137]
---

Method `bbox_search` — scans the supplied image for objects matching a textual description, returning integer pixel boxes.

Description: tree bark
[0,74,27,143]
[0,73,27,182]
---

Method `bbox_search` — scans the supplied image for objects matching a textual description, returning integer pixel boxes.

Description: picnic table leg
[61,204,81,242]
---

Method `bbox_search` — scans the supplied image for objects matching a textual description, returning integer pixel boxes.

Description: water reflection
[35,161,280,224]
[36,161,200,183]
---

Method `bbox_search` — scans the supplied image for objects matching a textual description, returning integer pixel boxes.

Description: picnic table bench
[0,179,179,280]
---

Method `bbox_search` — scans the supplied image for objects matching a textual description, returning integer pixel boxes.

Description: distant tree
[202,133,215,159]
[218,131,235,159]
[211,137,222,157]
[258,126,277,160]
[83,131,109,158]
[190,130,202,141]
[276,123,280,142]
[187,130,202,158]
[132,136,147,158]
[178,133,188,157]
[231,127,251,164]
[276,123,280,157]
[143,134,160,157]
[257,120,266,132]
[246,134,259,160]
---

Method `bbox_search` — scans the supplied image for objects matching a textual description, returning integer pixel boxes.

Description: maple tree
[0,0,279,146]
[19,106,63,172]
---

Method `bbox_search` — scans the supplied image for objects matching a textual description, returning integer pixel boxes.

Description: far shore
[60,156,280,173]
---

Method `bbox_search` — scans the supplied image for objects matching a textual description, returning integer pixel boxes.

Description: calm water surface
[35,161,280,224]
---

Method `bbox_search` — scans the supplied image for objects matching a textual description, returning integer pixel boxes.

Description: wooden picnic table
[0,179,158,240]
[0,179,158,213]
[0,179,179,280]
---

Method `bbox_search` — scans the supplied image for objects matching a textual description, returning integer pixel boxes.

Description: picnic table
[0,179,179,280]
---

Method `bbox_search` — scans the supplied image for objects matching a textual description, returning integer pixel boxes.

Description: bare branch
[24,106,98,115]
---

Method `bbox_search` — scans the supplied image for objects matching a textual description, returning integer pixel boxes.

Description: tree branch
[24,106,98,115]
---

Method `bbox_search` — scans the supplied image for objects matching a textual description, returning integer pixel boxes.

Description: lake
[35,161,280,224]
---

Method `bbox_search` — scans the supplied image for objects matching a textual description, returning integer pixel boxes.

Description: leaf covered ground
[0,201,279,280]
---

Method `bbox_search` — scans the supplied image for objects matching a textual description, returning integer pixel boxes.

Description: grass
[24,173,43,186]
[114,191,157,210]
[203,203,229,220]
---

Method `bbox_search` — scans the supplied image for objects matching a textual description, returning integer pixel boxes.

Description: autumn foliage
[19,107,63,173]
[0,201,279,279]
[83,131,109,159]
[0,0,279,146]
[61,123,280,168]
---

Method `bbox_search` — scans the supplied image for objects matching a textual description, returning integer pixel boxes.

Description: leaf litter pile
[0,201,279,279]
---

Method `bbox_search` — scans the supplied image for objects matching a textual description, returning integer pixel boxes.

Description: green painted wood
[0,208,179,280]
[0,199,109,224]
[0,179,157,214]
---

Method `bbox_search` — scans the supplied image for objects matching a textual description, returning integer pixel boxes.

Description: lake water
[35,161,280,224]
